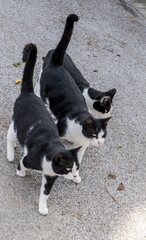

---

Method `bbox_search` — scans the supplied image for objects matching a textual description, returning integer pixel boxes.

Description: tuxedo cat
[63,53,116,118]
[7,43,81,215]
[35,14,111,165]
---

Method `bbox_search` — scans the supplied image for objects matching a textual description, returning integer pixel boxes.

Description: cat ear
[108,88,116,99]
[83,116,96,127]
[54,152,67,166]
[69,146,82,157]
[100,96,111,105]
[101,117,111,127]
[82,117,97,132]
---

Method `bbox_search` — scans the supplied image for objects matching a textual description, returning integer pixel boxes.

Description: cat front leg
[39,175,57,215]
[76,144,88,164]
[7,121,17,162]
[71,144,88,184]
[16,147,28,177]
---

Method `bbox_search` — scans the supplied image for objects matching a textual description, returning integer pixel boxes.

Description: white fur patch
[42,156,57,176]
[17,146,28,177]
[7,121,17,162]
[39,175,49,215]
[34,66,42,98]
[82,88,94,112]
[65,118,90,146]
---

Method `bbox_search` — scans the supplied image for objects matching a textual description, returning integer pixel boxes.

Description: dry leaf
[108,174,116,179]
[87,41,92,45]
[117,183,124,190]
[93,69,98,72]
[118,144,122,148]
[130,15,134,18]
[104,33,107,36]
[122,202,126,205]
[15,79,22,84]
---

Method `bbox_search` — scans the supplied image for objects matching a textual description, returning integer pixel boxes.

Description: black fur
[44,176,58,195]
[52,14,79,66]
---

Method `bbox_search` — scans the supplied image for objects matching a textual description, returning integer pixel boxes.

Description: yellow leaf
[15,79,22,84]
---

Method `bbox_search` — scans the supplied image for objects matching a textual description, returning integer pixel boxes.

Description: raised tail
[21,43,37,93]
[52,14,79,65]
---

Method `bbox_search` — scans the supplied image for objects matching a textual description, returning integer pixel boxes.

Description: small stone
[13,62,21,67]
[93,69,98,72]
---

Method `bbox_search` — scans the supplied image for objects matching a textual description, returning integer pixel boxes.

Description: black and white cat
[63,53,116,118]
[7,43,81,215]
[35,14,111,165]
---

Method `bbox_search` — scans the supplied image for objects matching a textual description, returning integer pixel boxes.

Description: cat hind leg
[7,121,16,162]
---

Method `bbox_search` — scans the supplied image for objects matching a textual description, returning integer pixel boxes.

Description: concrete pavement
[0,0,146,239]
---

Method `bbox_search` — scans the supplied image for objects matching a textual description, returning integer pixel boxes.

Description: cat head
[88,88,116,118]
[52,147,81,180]
[82,116,111,146]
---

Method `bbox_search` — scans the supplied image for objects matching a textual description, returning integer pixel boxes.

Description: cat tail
[52,14,79,66]
[21,43,37,93]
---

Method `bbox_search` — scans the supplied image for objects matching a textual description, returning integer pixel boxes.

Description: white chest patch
[42,156,56,176]
[65,118,90,147]
[82,88,94,111]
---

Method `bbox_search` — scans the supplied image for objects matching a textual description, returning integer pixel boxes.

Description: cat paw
[7,154,15,162]
[72,176,81,184]
[39,207,48,215]
[16,169,26,177]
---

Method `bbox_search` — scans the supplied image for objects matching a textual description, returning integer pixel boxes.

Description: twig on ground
[104,178,118,203]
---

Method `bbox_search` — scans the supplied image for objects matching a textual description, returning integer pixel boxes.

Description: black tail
[21,43,37,93]
[52,14,79,65]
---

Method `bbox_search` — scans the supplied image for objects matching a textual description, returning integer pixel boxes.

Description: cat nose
[74,175,77,178]
[98,141,103,146]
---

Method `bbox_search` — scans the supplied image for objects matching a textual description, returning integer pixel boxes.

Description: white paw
[7,154,15,162]
[16,169,26,177]
[39,207,48,215]
[72,176,81,184]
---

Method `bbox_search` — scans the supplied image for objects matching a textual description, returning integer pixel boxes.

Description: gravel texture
[0,0,146,240]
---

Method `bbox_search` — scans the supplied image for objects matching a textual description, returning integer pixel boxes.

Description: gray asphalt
[0,1,146,240]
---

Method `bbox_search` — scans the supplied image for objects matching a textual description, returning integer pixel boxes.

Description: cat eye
[66,168,71,171]
[92,133,96,137]
[105,110,108,113]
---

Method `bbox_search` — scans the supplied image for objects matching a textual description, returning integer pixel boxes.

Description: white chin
[64,175,73,180]
[100,112,111,118]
